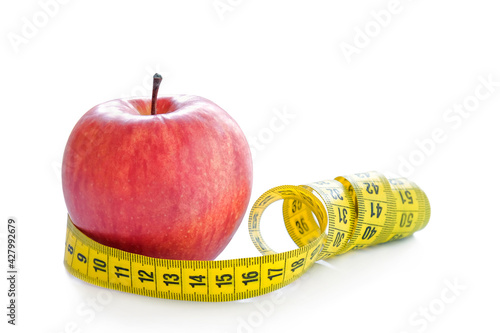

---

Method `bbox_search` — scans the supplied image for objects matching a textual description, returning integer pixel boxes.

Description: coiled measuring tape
[64,171,430,302]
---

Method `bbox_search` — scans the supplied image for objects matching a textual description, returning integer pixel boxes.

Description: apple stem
[151,73,163,115]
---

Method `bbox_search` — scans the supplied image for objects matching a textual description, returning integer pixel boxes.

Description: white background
[1,0,499,332]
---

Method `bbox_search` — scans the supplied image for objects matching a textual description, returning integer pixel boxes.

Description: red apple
[62,74,252,260]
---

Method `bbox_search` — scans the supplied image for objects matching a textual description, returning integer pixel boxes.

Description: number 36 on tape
[64,171,431,302]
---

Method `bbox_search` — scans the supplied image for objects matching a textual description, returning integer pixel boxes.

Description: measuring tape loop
[64,171,430,302]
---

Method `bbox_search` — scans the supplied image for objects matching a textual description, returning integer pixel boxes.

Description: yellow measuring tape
[64,171,430,302]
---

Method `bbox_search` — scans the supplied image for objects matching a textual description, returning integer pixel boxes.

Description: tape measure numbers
[64,171,430,302]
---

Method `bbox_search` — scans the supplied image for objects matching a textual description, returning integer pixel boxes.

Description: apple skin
[62,95,252,260]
